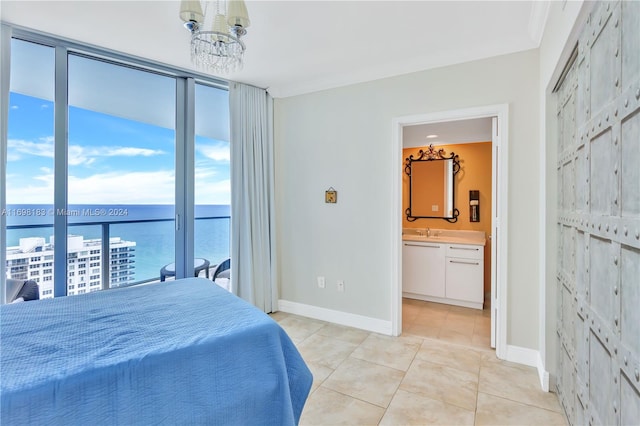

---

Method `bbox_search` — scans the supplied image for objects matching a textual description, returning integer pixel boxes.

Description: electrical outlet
[317,276,326,289]
[337,280,344,292]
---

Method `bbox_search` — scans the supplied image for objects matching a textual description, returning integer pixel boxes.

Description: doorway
[391,104,509,360]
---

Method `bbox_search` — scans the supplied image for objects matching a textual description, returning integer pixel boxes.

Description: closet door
[555,2,640,425]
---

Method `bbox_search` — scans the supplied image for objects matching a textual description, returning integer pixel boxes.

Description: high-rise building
[5,235,136,298]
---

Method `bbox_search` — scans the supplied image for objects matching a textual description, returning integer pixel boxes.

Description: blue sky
[7,93,231,205]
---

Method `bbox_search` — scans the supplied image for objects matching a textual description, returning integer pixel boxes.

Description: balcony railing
[6,215,230,294]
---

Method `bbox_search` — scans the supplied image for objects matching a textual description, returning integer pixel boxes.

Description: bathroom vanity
[402,229,485,309]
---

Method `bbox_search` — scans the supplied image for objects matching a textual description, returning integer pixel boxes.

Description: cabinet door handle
[404,243,440,248]
[449,260,480,265]
[449,246,479,251]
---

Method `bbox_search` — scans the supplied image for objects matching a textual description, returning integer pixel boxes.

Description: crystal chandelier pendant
[190,30,245,73]
[180,0,250,74]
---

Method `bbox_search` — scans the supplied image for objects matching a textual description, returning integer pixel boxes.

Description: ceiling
[403,118,493,148]
[0,1,549,98]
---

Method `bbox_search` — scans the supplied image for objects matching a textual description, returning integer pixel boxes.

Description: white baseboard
[403,292,483,310]
[277,299,393,335]
[505,345,550,392]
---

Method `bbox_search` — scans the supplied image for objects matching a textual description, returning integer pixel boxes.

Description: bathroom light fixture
[179,0,250,73]
[426,134,438,139]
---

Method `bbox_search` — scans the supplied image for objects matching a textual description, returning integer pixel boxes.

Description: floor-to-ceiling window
[5,39,56,298]
[194,83,230,268]
[67,54,177,293]
[2,30,230,300]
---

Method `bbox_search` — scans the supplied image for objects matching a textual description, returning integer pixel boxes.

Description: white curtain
[229,82,277,312]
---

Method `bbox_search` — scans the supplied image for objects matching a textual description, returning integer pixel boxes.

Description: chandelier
[179,0,251,73]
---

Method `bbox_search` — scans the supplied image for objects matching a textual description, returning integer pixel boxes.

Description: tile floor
[271,298,567,426]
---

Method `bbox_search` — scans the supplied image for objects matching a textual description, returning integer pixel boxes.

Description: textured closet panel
[589,130,614,215]
[555,2,640,425]
[621,373,640,425]
[620,246,639,348]
[575,145,588,212]
[589,235,615,323]
[589,331,615,425]
[621,0,640,87]
[621,110,639,217]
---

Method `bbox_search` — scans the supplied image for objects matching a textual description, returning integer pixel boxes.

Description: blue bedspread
[1,278,312,425]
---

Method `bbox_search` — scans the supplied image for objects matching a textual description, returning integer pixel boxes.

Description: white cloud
[68,146,165,166]
[194,165,218,180]
[10,105,18,110]
[68,145,90,166]
[7,138,54,161]
[197,142,230,162]
[7,152,21,161]
[6,138,228,204]
[195,177,230,205]
[67,170,176,204]
[7,137,165,166]
[6,169,54,204]
[7,169,176,204]
[194,163,230,205]
[8,168,229,205]
[103,147,163,157]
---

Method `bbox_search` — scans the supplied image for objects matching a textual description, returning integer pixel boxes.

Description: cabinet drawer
[445,257,483,303]
[402,242,445,298]
[445,244,483,260]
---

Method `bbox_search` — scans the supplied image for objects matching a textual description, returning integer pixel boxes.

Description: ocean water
[4,204,230,281]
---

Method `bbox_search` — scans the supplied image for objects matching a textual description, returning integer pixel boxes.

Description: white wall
[275,49,541,350]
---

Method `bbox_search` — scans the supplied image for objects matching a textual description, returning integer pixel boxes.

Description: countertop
[402,229,486,246]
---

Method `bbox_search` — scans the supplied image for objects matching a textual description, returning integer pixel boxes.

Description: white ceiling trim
[528,0,551,45]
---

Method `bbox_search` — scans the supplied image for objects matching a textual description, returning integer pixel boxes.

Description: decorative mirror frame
[405,144,460,223]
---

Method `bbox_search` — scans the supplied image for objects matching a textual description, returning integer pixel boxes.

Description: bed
[1,278,312,425]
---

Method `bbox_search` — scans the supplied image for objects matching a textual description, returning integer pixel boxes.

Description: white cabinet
[445,244,484,308]
[402,242,445,297]
[403,240,484,309]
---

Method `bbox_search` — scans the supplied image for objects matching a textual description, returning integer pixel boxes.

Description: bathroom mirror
[405,145,460,222]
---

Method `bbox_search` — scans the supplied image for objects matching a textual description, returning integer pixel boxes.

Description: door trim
[390,103,509,360]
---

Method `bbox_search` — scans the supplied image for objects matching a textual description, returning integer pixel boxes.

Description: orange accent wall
[403,142,492,293]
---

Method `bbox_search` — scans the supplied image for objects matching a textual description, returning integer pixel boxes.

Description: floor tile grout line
[473,383,480,426]
[475,389,563,414]
[323,331,426,413]
[319,360,407,411]
[373,331,426,421]
[475,391,565,415]
[393,385,479,415]
[311,384,390,415]
[306,330,379,391]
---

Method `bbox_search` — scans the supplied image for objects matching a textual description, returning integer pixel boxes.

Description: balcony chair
[6,279,40,303]
[211,258,230,291]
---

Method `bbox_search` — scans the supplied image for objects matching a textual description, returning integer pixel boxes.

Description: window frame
[1,25,229,299]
